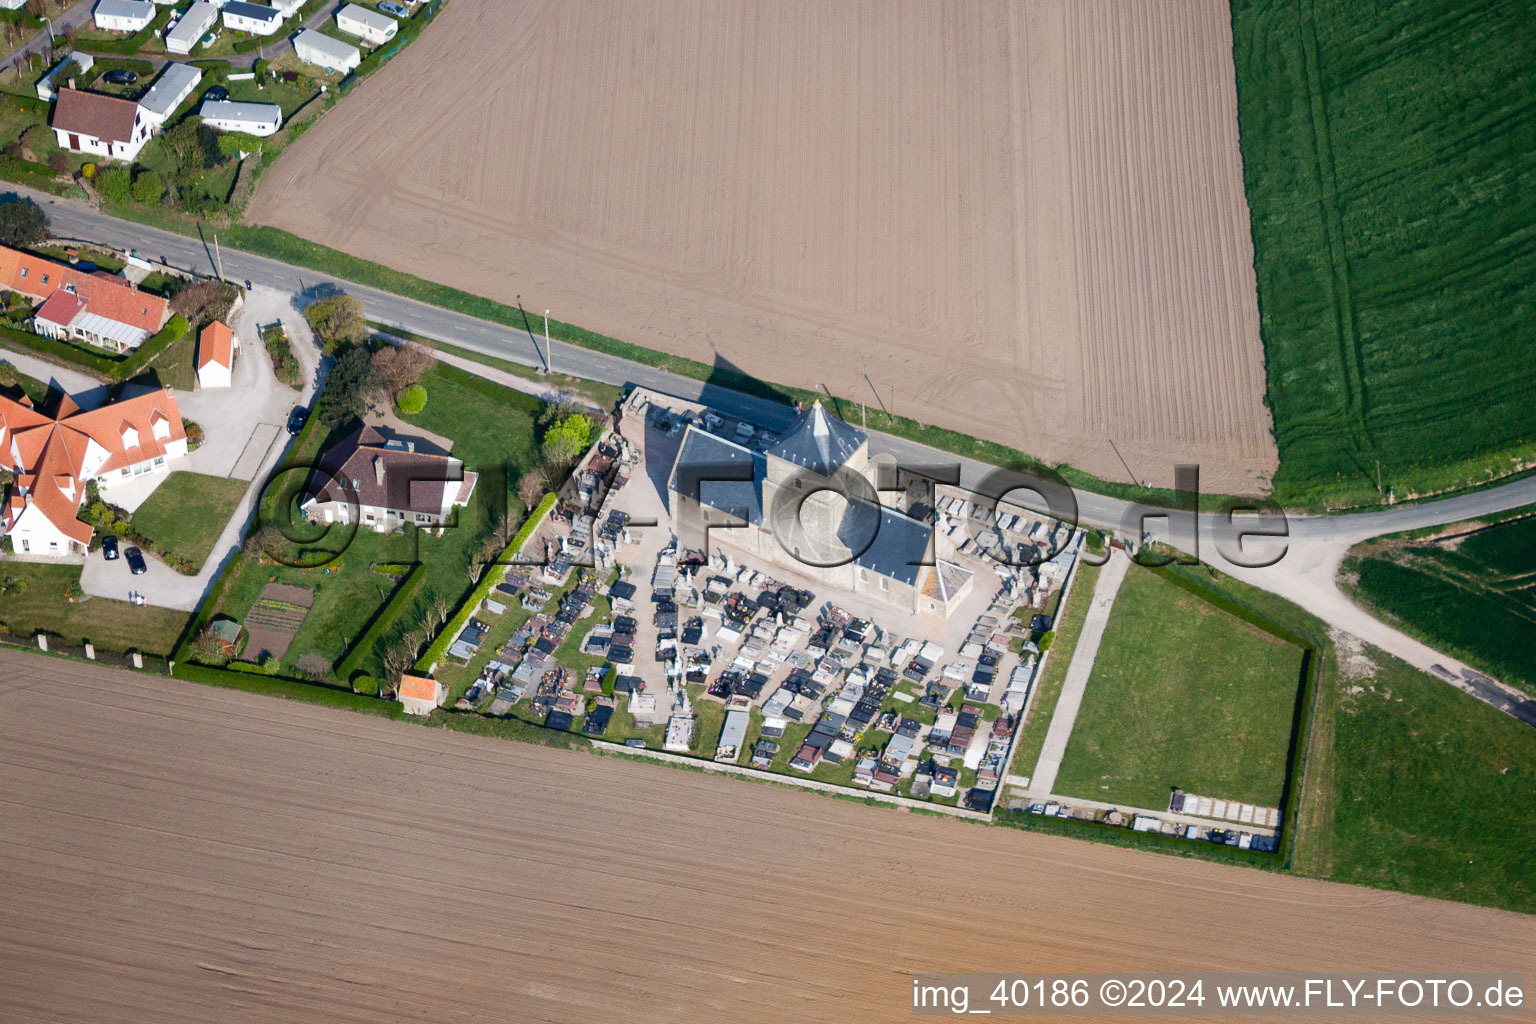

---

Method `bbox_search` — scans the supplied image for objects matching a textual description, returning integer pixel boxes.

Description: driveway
[0,347,106,406]
[80,287,322,611]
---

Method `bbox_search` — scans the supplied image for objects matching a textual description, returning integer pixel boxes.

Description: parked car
[203,85,229,102]
[125,547,148,575]
[378,1,408,16]
[102,69,138,86]
[286,406,308,435]
[101,535,119,561]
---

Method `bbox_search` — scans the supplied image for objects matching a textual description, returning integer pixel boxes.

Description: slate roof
[846,500,932,587]
[668,424,764,526]
[308,426,475,517]
[762,401,865,477]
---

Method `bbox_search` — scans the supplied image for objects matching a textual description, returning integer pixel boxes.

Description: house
[269,0,303,14]
[301,425,477,532]
[0,245,169,352]
[165,1,218,54]
[92,0,155,33]
[335,2,396,45]
[398,674,445,715]
[199,99,283,137]
[136,62,202,128]
[221,1,284,35]
[0,386,188,557]
[293,28,361,72]
[196,320,235,388]
[51,88,152,162]
[35,53,94,102]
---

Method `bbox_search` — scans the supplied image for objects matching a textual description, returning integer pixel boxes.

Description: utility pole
[41,16,53,45]
[212,233,224,280]
[543,309,552,375]
[1376,459,1382,494]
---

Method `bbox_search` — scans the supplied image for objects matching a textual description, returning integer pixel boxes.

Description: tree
[541,413,593,471]
[95,165,132,204]
[0,361,18,389]
[371,342,433,397]
[161,119,220,172]
[130,169,161,203]
[169,279,238,325]
[304,294,367,354]
[317,345,380,425]
[189,630,228,666]
[517,467,547,510]
[395,383,426,415]
[0,198,48,248]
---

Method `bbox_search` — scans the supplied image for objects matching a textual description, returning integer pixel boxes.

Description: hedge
[171,660,401,714]
[335,564,426,683]
[83,8,173,55]
[413,491,556,674]
[115,314,189,379]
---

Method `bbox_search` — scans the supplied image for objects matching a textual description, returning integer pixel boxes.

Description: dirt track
[0,652,1529,1023]
[248,0,1276,493]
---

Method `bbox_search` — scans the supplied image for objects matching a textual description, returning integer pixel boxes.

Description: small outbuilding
[92,0,155,33]
[398,674,445,716]
[196,319,235,389]
[335,2,397,46]
[165,1,218,54]
[199,99,283,137]
[221,0,284,36]
[293,28,362,73]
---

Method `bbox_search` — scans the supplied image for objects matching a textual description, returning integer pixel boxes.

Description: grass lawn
[1232,0,1536,508]
[1053,566,1305,810]
[131,471,247,571]
[201,361,545,680]
[1342,515,1536,695]
[1009,561,1100,785]
[0,561,188,654]
[1294,640,1536,915]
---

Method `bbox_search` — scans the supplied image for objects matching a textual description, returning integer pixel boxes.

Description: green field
[1010,561,1101,786]
[1232,0,1536,508]
[0,562,189,655]
[1342,515,1536,694]
[1054,567,1305,810]
[1294,640,1536,914]
[131,471,248,571]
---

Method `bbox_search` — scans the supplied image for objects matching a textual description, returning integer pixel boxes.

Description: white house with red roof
[0,387,188,558]
[0,245,169,352]
[196,319,236,388]
[50,87,153,162]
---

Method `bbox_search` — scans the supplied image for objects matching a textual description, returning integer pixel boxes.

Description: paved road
[1,1,92,75]
[10,184,1536,719]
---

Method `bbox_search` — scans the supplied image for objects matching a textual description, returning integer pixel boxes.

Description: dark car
[102,69,138,85]
[203,85,230,102]
[101,535,119,560]
[286,406,308,435]
[125,547,148,575]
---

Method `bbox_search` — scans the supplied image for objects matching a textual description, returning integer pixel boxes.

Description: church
[667,402,974,618]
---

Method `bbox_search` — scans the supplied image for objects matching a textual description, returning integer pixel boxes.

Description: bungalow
[293,28,361,72]
[335,3,396,45]
[51,88,152,162]
[300,425,477,532]
[92,0,155,33]
[165,1,217,54]
[221,1,284,35]
[0,245,169,352]
[398,674,445,715]
[196,320,235,389]
[199,98,283,137]
[0,386,188,557]
[136,62,202,128]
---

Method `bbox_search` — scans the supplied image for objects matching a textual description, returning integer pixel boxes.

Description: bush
[0,197,48,248]
[395,383,427,414]
[80,162,96,179]
[304,293,367,353]
[130,169,161,203]
[1038,630,1055,652]
[95,165,131,203]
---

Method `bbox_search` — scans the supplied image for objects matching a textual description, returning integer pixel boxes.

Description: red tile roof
[51,88,141,145]
[198,320,233,370]
[0,245,168,335]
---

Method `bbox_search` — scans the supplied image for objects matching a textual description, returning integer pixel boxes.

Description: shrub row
[0,314,188,382]
[412,491,556,674]
[335,564,426,683]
